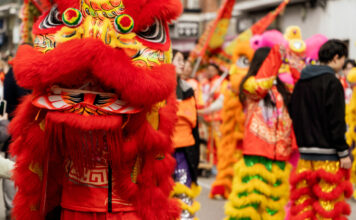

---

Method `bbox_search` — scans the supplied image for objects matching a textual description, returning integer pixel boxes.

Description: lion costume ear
[20,0,50,44]
[53,0,80,13]
[123,0,183,31]
[30,0,52,12]
[20,0,76,44]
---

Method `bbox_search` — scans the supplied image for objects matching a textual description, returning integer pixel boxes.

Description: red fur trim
[210,185,225,198]
[8,95,40,140]
[13,39,176,107]
[9,97,63,219]
[313,181,353,200]
[315,169,350,183]
[129,95,180,219]
[124,0,183,32]
[290,210,314,220]
[290,170,316,186]
[313,200,350,218]
[343,180,353,198]
[54,0,80,13]
[290,187,312,200]
[290,198,314,215]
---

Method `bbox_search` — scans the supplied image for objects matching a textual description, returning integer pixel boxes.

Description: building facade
[233,0,356,58]
[173,0,356,59]
[171,0,223,52]
[0,0,22,56]
[0,0,355,59]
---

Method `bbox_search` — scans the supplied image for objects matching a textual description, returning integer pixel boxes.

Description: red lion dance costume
[10,0,183,219]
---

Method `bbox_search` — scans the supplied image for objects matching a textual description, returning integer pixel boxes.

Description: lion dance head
[11,0,182,219]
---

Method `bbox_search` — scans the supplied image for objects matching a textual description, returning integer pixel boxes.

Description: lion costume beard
[10,0,183,219]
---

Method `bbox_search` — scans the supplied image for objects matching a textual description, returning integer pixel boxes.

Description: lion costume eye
[137,19,166,44]
[236,55,250,68]
[114,14,134,34]
[39,6,63,29]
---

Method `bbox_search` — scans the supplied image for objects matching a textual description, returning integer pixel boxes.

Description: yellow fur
[212,75,245,198]
[225,158,291,219]
[171,183,201,199]
[261,210,285,220]
[225,202,261,220]
[233,160,291,186]
[178,200,201,215]
[234,178,289,199]
[171,183,202,218]
[345,69,356,187]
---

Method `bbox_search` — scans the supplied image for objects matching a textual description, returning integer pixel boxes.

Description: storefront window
[187,0,200,9]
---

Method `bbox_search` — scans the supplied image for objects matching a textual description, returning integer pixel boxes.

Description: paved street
[196,176,356,220]
[0,176,354,219]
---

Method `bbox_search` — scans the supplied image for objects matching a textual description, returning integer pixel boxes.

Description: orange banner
[189,0,235,64]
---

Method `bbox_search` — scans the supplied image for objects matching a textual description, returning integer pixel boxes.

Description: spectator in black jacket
[289,40,353,219]
[4,68,30,120]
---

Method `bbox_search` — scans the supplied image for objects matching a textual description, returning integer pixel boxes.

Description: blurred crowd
[0,53,25,220]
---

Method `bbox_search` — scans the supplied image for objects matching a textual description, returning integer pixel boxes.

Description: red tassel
[45,112,123,176]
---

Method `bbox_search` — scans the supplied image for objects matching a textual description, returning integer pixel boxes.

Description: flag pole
[191,56,202,78]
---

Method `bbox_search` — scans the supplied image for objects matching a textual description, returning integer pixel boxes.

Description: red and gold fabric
[242,46,296,161]
[290,159,353,220]
[61,161,135,213]
[242,47,280,100]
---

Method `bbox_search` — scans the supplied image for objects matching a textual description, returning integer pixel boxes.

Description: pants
[225,155,291,220]
[290,159,353,220]
[3,179,14,219]
[172,151,201,220]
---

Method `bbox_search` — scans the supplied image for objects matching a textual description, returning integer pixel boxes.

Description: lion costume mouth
[33,85,142,116]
